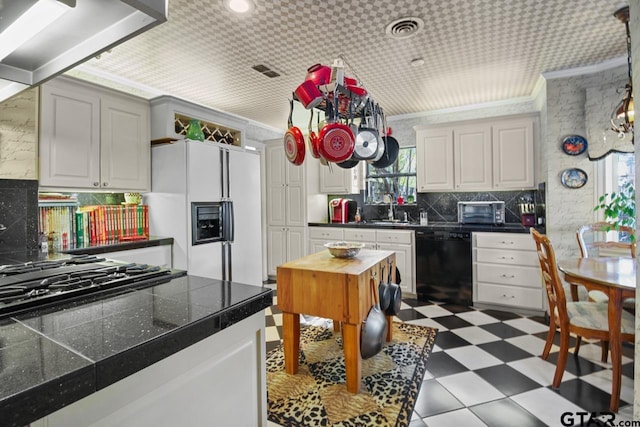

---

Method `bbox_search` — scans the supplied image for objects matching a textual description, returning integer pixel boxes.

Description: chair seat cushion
[565,301,635,334]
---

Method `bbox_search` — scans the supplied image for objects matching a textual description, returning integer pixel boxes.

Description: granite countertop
[62,235,174,255]
[0,274,273,427]
[308,221,544,234]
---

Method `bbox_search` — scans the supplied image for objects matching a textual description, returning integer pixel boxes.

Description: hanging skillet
[361,274,388,359]
[371,106,399,169]
[284,99,305,165]
[370,103,385,162]
[308,109,321,159]
[352,99,379,161]
[318,92,355,163]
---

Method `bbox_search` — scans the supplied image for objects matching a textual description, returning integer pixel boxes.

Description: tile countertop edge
[308,222,545,234]
[1,283,273,427]
[62,236,174,255]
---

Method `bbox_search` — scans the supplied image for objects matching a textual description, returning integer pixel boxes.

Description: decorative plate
[562,135,587,156]
[560,168,588,189]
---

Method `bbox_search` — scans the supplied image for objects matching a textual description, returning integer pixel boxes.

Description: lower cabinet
[267,226,305,276]
[310,227,415,295]
[473,232,543,313]
[31,311,267,427]
[96,245,172,268]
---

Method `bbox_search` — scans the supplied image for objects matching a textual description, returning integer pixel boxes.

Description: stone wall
[0,88,38,179]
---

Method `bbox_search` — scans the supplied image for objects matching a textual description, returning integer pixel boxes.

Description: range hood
[0,0,167,102]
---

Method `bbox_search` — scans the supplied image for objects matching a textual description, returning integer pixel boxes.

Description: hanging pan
[284,99,305,165]
[361,274,388,359]
[308,109,321,159]
[384,259,402,316]
[371,107,399,169]
[352,99,380,161]
[318,93,355,163]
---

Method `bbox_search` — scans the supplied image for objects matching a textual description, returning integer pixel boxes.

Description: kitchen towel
[266,322,437,426]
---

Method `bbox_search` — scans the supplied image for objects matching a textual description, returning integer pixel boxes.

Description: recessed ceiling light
[224,0,255,14]
[410,58,425,67]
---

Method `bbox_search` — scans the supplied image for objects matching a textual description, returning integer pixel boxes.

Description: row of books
[76,205,149,245]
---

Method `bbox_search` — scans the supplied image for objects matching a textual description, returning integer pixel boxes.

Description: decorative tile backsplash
[0,179,38,254]
[331,189,539,224]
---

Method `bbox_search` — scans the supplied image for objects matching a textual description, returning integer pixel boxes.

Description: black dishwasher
[416,230,472,306]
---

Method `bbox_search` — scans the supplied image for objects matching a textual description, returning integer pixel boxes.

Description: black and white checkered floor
[264,287,635,426]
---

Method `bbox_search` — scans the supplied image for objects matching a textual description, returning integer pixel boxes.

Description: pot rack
[292,57,377,122]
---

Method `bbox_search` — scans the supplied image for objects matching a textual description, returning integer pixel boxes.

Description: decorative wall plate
[562,135,587,155]
[560,168,588,189]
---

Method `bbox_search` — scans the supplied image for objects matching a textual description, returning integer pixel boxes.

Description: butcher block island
[277,249,396,393]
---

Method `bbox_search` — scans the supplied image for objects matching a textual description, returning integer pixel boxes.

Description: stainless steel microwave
[458,201,505,224]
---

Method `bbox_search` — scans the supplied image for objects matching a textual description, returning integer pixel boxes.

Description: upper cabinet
[319,162,363,194]
[415,115,536,192]
[39,77,150,192]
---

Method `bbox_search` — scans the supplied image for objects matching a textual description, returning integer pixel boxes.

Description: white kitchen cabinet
[39,76,150,191]
[416,127,454,191]
[310,226,415,294]
[473,232,544,314]
[319,162,361,194]
[492,117,535,189]
[265,142,307,276]
[454,124,492,190]
[91,245,172,268]
[308,227,345,254]
[33,311,267,427]
[415,115,536,192]
[267,225,306,276]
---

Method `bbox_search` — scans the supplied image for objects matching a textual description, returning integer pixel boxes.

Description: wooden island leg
[341,322,362,393]
[283,312,300,375]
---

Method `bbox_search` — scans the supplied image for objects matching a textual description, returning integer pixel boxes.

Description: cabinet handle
[500,256,515,260]
[501,274,516,279]
[501,241,514,245]
[93,182,99,187]
[103,182,108,187]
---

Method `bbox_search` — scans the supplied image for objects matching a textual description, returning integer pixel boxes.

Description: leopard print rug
[267,322,438,426]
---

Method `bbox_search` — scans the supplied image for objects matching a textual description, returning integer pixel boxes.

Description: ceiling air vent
[252,64,280,78]
[385,17,424,39]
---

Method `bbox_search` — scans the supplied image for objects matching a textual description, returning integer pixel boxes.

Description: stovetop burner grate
[0,255,181,318]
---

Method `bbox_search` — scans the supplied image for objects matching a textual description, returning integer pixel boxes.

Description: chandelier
[610,6,634,140]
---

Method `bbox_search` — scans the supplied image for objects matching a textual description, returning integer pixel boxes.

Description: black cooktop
[0,255,182,318]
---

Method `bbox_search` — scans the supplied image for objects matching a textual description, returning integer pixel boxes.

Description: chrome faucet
[387,196,395,220]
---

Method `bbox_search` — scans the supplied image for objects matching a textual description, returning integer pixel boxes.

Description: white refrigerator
[145,139,263,286]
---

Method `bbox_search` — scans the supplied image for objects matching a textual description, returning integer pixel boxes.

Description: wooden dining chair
[530,228,635,387]
[576,222,636,308]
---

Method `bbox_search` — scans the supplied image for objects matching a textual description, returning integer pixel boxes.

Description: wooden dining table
[557,256,637,412]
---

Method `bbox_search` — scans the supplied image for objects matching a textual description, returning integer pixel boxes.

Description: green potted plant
[593,181,636,238]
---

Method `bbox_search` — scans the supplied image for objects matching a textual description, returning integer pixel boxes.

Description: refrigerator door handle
[219,148,225,199]
[227,242,232,282]
[221,200,235,243]
[221,241,227,281]
[225,149,231,199]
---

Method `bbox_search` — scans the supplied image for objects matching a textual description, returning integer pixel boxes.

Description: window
[366,147,416,205]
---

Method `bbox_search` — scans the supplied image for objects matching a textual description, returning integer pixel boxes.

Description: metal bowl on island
[324,241,366,258]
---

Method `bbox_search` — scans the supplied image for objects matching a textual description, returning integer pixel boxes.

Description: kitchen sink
[368,220,414,226]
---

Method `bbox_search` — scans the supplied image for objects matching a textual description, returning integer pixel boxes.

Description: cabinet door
[267,226,287,276]
[287,226,306,261]
[492,118,534,189]
[286,184,306,227]
[454,124,492,190]
[377,242,413,294]
[416,128,454,191]
[40,80,101,188]
[320,165,350,194]
[101,95,150,191]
